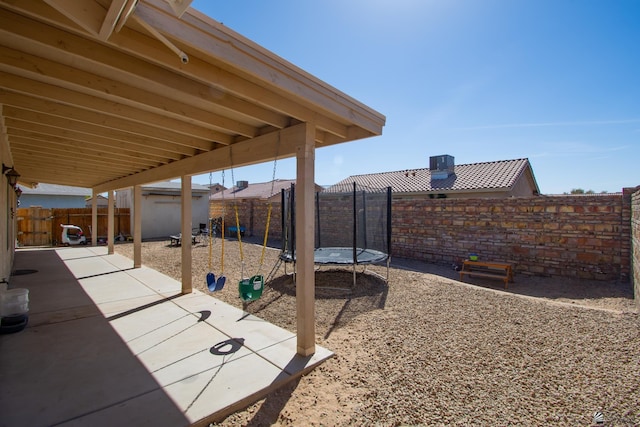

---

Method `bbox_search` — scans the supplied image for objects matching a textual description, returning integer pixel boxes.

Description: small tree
[569,188,596,194]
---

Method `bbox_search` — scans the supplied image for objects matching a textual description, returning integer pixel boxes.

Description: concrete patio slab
[79,272,159,305]
[95,293,170,318]
[128,267,189,296]
[166,351,291,423]
[1,246,333,426]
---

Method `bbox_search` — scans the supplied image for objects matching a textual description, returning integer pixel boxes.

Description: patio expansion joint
[79,251,331,405]
[27,306,103,327]
[49,385,165,427]
[131,312,208,354]
[155,345,254,389]
[79,253,313,372]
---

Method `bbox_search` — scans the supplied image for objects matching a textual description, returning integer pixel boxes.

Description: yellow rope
[259,204,272,266]
[220,215,225,274]
[208,223,212,270]
[220,169,226,275]
[208,173,213,271]
[234,204,243,261]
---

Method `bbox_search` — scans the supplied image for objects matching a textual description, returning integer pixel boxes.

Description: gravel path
[115,239,639,426]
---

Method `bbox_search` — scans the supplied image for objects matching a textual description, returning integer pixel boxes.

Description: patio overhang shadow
[0,247,332,426]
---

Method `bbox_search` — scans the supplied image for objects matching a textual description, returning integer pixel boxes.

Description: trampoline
[279,247,389,265]
[280,182,392,285]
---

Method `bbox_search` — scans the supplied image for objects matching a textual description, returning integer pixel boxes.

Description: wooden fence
[16,207,130,246]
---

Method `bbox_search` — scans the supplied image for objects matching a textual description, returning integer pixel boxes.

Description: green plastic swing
[229,141,278,303]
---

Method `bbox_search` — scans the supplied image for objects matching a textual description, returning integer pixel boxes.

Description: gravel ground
[115,238,639,426]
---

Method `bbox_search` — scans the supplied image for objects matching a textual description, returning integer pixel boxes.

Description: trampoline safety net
[281,182,392,265]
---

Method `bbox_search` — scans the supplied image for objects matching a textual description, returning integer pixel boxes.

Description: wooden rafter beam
[1,0,384,192]
[139,1,384,133]
[11,157,140,182]
[121,5,357,139]
[93,123,307,192]
[0,75,228,142]
[0,8,291,131]
[99,0,128,40]
[0,96,225,150]
[0,46,257,138]
[11,160,136,183]
[8,132,166,168]
[43,0,105,37]
[6,117,193,161]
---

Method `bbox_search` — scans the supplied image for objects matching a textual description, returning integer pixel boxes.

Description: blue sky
[190,0,639,194]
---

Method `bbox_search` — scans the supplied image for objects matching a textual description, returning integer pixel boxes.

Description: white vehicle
[60,224,87,246]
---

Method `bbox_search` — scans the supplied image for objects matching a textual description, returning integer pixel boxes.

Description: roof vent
[236,180,249,189]
[430,155,454,180]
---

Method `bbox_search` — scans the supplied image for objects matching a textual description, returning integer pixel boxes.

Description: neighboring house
[330,155,540,198]
[210,179,324,237]
[208,182,226,195]
[117,181,210,240]
[18,183,91,208]
[85,194,109,208]
[210,179,324,204]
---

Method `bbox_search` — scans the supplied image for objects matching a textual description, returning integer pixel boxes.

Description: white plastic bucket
[0,288,29,317]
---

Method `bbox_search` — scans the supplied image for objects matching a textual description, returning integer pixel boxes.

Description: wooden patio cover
[0,0,385,355]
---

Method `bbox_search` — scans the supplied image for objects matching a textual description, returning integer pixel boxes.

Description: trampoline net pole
[352,182,357,265]
[387,186,392,258]
[362,188,367,250]
[316,190,321,249]
[291,183,296,261]
[281,188,286,254]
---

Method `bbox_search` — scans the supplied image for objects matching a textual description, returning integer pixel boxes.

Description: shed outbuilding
[117,181,210,240]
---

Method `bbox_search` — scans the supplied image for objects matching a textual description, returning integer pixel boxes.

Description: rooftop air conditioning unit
[429,155,454,179]
[236,180,249,189]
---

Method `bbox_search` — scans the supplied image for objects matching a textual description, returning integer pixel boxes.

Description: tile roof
[330,158,534,193]
[143,181,210,192]
[18,183,92,196]
[210,179,297,200]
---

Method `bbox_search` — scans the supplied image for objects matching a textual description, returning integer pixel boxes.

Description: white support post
[181,176,192,294]
[133,185,142,268]
[295,122,316,356]
[107,190,114,254]
[91,189,98,247]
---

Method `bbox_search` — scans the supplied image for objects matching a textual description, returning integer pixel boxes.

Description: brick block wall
[251,199,283,241]
[210,189,637,283]
[210,199,283,240]
[317,193,355,247]
[631,188,640,303]
[393,193,632,281]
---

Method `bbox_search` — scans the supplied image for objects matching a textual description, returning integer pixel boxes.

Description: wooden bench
[459,260,514,288]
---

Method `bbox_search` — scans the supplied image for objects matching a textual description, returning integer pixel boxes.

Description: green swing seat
[238,275,264,302]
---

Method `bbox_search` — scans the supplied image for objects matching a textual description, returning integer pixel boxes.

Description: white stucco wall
[20,195,88,208]
[119,183,209,240]
[1,144,16,283]
[1,179,14,283]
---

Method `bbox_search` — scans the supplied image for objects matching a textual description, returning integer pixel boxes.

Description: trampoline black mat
[280,247,388,265]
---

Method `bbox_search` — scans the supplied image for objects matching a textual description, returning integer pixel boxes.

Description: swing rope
[206,169,226,292]
[229,147,244,279]
[208,172,213,271]
[258,134,279,274]
[220,169,226,277]
[231,135,279,303]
